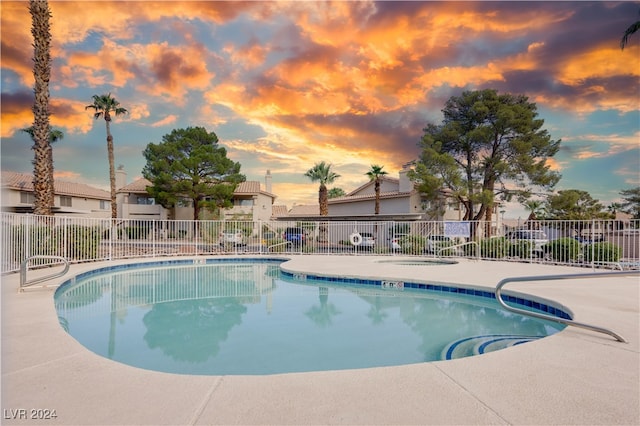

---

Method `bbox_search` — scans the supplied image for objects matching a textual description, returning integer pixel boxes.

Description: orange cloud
[53,170,82,180]
[224,41,268,69]
[150,115,178,128]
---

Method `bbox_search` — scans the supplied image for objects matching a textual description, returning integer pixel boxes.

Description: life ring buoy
[350,232,363,246]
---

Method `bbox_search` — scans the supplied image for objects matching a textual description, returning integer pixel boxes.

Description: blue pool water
[54,259,566,375]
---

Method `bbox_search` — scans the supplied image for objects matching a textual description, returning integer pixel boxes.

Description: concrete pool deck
[1,255,638,425]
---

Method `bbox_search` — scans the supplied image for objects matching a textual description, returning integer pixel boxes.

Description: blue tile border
[280,270,572,320]
[54,257,571,321]
[55,257,288,295]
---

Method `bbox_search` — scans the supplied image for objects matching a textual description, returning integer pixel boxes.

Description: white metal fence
[2,212,639,274]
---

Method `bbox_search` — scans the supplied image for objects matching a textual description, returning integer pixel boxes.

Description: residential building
[327,162,463,220]
[1,171,111,217]
[3,168,278,222]
[222,170,277,222]
[116,168,277,221]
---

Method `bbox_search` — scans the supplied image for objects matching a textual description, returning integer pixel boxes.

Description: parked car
[573,234,604,244]
[283,227,308,246]
[426,235,454,253]
[351,232,375,249]
[507,229,549,256]
[220,231,245,246]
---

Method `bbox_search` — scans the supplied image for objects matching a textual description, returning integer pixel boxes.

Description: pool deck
[1,255,639,425]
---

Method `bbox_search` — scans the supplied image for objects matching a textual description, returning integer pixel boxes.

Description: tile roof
[118,178,151,193]
[234,181,261,194]
[328,190,413,203]
[288,204,319,216]
[346,176,400,196]
[118,179,276,198]
[2,171,110,200]
[271,205,288,218]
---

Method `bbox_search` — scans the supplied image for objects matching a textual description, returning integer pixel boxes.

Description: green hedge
[478,237,508,258]
[545,237,581,262]
[582,242,621,263]
[399,235,426,254]
[64,225,102,260]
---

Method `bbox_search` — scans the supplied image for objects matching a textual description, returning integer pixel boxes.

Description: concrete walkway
[1,256,638,425]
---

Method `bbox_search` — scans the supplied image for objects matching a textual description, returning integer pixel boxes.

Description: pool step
[441,334,542,360]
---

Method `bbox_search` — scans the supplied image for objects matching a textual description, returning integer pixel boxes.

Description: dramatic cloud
[1,0,638,214]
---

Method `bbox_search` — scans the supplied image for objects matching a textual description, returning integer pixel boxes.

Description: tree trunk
[319,184,328,216]
[193,198,200,221]
[105,120,117,219]
[374,179,380,215]
[30,0,53,216]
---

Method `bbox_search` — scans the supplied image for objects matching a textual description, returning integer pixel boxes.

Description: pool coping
[2,255,639,425]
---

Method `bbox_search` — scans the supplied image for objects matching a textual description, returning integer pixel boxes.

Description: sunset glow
[1,1,638,217]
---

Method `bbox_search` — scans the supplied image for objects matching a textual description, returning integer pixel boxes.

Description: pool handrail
[436,241,479,259]
[267,240,292,253]
[495,270,639,343]
[20,255,70,292]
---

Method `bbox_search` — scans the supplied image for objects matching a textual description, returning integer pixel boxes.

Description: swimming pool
[54,258,567,375]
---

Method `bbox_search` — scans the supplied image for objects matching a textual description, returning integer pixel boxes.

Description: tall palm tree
[304,161,340,216]
[621,9,640,50]
[365,164,388,215]
[86,93,128,218]
[22,126,64,208]
[29,0,53,216]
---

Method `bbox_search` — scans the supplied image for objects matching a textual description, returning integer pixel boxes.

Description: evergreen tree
[142,127,245,221]
[410,89,561,226]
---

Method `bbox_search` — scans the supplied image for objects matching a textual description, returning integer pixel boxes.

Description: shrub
[508,240,534,258]
[545,237,581,262]
[62,225,102,260]
[126,223,153,239]
[8,225,59,264]
[583,242,621,263]
[399,235,426,254]
[478,237,508,258]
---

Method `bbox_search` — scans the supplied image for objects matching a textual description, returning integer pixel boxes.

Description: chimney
[399,161,414,192]
[115,165,127,189]
[265,170,272,193]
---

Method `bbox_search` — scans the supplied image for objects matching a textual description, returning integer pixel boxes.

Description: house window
[60,196,72,207]
[234,199,254,207]
[136,197,155,205]
[100,200,108,210]
[20,192,35,204]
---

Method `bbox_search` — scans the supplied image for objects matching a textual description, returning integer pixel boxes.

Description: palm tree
[523,199,545,221]
[621,9,640,50]
[22,126,64,208]
[304,161,340,216]
[365,164,388,215]
[29,0,53,215]
[327,187,346,199]
[86,93,128,218]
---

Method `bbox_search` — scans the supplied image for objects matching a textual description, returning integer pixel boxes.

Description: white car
[220,231,245,246]
[507,229,548,256]
[358,232,376,249]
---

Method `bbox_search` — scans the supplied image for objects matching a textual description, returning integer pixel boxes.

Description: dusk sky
[1,1,639,218]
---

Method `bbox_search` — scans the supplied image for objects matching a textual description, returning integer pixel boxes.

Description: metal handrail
[267,241,292,252]
[20,255,70,292]
[436,241,479,259]
[495,270,640,343]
